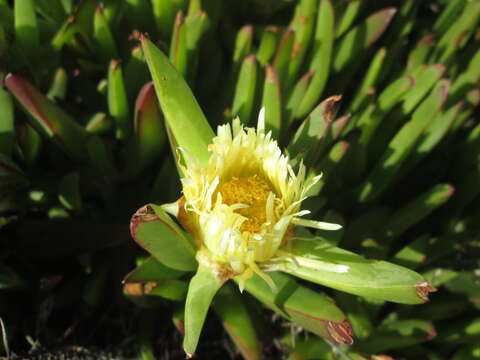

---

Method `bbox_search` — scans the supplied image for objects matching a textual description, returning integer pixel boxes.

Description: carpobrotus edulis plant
[129,36,436,357]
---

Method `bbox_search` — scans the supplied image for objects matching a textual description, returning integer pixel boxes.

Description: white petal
[291,218,343,230]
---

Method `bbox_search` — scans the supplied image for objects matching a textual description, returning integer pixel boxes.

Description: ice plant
[132,36,439,358]
[174,109,341,291]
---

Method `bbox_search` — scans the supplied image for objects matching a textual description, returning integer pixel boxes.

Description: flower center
[215,176,272,233]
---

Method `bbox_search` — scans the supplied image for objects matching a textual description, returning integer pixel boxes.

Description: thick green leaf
[47,68,68,101]
[285,72,313,127]
[335,0,362,38]
[335,292,373,339]
[332,8,396,73]
[233,25,253,75]
[261,65,282,138]
[232,55,258,125]
[125,82,166,178]
[450,49,480,105]
[169,11,188,77]
[124,256,186,283]
[130,203,197,271]
[422,268,459,288]
[288,95,341,166]
[402,64,445,114]
[93,5,118,62]
[141,35,214,166]
[432,0,480,64]
[295,0,334,119]
[269,236,436,304]
[307,140,350,197]
[51,0,97,51]
[14,0,39,59]
[213,285,262,360]
[240,272,353,344]
[184,262,224,357]
[256,26,279,66]
[358,80,449,203]
[349,47,387,112]
[285,0,317,90]
[124,45,150,104]
[5,74,88,161]
[273,28,294,88]
[433,0,466,35]
[353,319,436,353]
[152,0,187,40]
[16,122,42,165]
[108,60,130,141]
[406,34,435,73]
[0,86,14,156]
[85,112,113,134]
[184,10,210,85]
[384,183,454,240]
[58,172,82,211]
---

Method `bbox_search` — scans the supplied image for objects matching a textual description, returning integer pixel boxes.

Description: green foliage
[0,0,479,359]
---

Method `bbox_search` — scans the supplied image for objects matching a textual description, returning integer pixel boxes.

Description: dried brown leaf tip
[415,282,437,302]
[323,95,342,122]
[326,319,354,344]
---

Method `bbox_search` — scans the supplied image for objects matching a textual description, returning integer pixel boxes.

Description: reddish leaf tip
[300,71,315,83]
[129,204,158,241]
[175,10,185,25]
[240,24,254,36]
[384,7,397,20]
[407,76,416,88]
[426,323,437,341]
[265,65,279,84]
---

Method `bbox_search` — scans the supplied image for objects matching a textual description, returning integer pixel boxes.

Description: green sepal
[183,261,225,357]
[130,203,197,271]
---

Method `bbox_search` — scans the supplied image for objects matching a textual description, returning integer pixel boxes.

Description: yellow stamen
[214,176,273,233]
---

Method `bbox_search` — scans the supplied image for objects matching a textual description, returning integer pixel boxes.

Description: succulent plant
[1,0,479,359]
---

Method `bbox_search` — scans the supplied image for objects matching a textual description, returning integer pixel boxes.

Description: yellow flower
[173,109,341,289]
